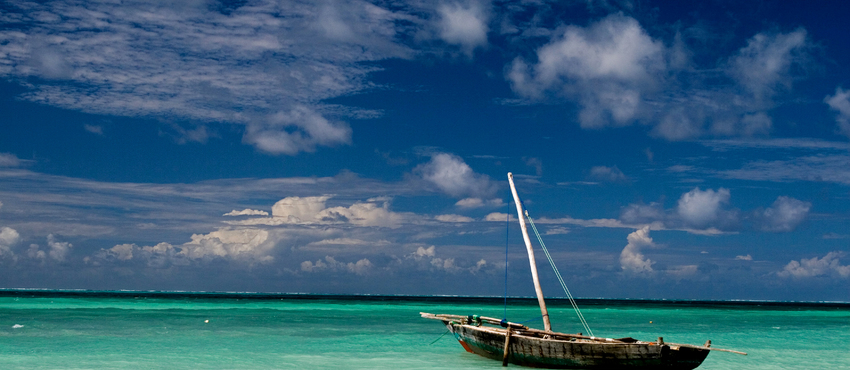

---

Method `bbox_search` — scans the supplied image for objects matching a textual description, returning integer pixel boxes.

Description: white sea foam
[12,324,24,328]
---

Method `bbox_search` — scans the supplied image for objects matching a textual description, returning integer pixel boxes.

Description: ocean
[0,291,847,369]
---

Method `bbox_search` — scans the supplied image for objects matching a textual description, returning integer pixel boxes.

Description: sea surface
[0,290,847,369]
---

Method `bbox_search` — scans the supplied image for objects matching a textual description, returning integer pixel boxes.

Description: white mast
[507,172,552,332]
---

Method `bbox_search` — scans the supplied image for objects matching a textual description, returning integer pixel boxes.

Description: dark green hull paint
[449,323,709,369]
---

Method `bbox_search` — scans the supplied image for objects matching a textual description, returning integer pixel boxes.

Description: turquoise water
[0,292,848,369]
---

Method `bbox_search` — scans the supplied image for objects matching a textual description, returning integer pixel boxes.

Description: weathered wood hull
[447,322,709,369]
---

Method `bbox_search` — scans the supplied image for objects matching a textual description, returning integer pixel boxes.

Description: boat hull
[448,322,709,369]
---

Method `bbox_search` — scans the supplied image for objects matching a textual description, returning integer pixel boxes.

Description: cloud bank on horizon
[0,0,849,300]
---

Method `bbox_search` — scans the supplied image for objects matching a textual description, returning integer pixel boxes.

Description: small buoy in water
[649,321,653,324]
[205,320,209,323]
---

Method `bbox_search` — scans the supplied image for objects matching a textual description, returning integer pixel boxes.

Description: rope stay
[503,212,509,320]
[525,211,594,337]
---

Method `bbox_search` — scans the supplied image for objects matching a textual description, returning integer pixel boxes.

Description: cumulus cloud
[508,14,664,128]
[224,209,269,216]
[0,227,20,257]
[27,244,45,260]
[779,252,850,279]
[415,245,436,257]
[46,234,72,261]
[676,187,736,229]
[316,201,404,228]
[271,196,333,222]
[94,227,274,265]
[405,244,483,273]
[617,189,812,234]
[754,196,811,232]
[182,228,273,261]
[103,243,135,261]
[589,165,627,182]
[232,196,406,228]
[507,14,811,141]
[301,256,372,275]
[825,87,850,138]
[437,1,490,55]
[620,226,656,273]
[413,152,496,198]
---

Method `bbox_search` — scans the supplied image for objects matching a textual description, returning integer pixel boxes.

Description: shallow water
[0,292,847,369]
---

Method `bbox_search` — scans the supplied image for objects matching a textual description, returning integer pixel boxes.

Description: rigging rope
[525,211,594,337]
[504,212,509,320]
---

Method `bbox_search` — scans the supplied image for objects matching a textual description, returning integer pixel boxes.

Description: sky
[0,0,849,301]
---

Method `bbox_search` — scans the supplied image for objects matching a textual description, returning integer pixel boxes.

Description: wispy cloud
[0,0,415,154]
[825,87,850,139]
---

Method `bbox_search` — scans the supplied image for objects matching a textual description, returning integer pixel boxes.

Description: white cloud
[825,87,850,139]
[719,155,850,185]
[182,228,272,262]
[223,209,269,217]
[27,244,45,260]
[589,165,627,182]
[301,255,372,275]
[271,196,332,222]
[0,226,20,257]
[437,1,490,55]
[727,29,808,103]
[435,214,474,223]
[414,245,436,257]
[221,196,409,229]
[94,227,276,265]
[0,153,23,167]
[83,124,104,135]
[507,17,811,141]
[525,157,543,176]
[619,202,664,225]
[620,226,655,273]
[755,196,811,232]
[104,243,134,261]
[676,188,735,228]
[508,14,664,128]
[0,0,413,154]
[413,152,495,198]
[735,254,753,261]
[779,252,850,279]
[46,234,72,261]
[243,105,352,155]
[484,212,510,221]
[316,201,404,228]
[544,226,570,235]
[455,197,504,208]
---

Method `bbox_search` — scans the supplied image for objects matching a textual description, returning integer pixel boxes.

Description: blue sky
[1,0,849,301]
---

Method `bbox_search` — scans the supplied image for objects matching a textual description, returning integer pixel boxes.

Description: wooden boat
[422,173,745,369]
